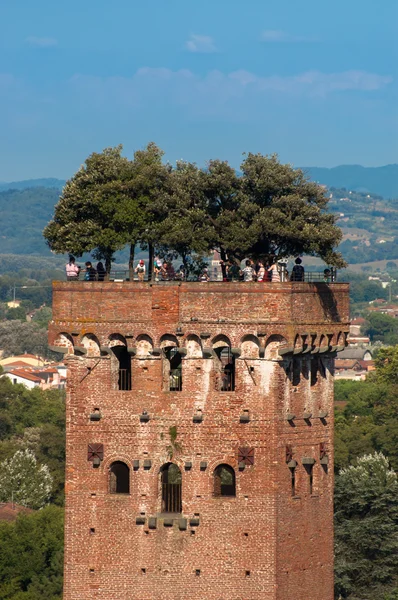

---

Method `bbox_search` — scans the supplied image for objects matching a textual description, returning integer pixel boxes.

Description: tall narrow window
[292,358,301,387]
[214,464,236,497]
[215,347,235,391]
[310,358,318,387]
[161,463,182,513]
[289,465,296,496]
[111,346,131,390]
[305,464,314,495]
[109,462,130,494]
[164,348,182,391]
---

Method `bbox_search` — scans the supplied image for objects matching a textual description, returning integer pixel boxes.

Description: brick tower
[49,280,349,600]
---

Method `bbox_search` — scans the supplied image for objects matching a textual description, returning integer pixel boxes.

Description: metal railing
[118,369,131,391]
[97,268,341,283]
[169,369,182,391]
[162,483,182,513]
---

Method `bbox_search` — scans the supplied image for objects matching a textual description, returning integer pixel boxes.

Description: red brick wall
[50,282,349,600]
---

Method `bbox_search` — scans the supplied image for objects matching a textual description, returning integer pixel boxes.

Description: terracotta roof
[351,317,365,324]
[338,348,373,360]
[0,503,33,522]
[7,369,42,383]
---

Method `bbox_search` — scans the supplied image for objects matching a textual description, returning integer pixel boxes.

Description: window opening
[214,464,236,497]
[304,464,314,494]
[215,347,235,391]
[111,346,131,390]
[109,461,130,494]
[310,359,318,387]
[164,347,182,391]
[292,358,301,386]
[290,466,296,496]
[161,463,182,513]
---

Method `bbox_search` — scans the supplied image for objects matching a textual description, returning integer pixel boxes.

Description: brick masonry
[50,281,350,600]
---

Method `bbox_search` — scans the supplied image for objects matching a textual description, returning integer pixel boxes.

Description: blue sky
[0,0,397,180]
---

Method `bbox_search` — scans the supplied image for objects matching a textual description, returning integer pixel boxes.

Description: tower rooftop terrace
[51,280,349,330]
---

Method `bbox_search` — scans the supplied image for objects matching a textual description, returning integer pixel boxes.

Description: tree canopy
[335,453,398,600]
[43,143,345,271]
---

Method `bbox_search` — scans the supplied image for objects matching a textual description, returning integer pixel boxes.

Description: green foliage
[0,449,53,509]
[0,379,65,504]
[0,321,57,359]
[362,314,398,345]
[0,188,61,256]
[31,307,52,329]
[334,375,398,472]
[5,307,26,322]
[44,144,345,269]
[334,453,398,600]
[0,505,64,599]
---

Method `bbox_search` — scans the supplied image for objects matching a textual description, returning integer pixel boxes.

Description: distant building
[0,503,33,522]
[335,347,374,380]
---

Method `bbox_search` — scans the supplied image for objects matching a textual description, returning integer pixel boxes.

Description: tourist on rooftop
[268,257,280,282]
[96,262,106,282]
[290,257,305,282]
[242,259,254,282]
[219,260,228,282]
[227,261,241,282]
[323,268,331,283]
[175,265,186,281]
[65,256,81,281]
[83,261,97,281]
[257,260,266,282]
[135,259,146,282]
[199,267,210,282]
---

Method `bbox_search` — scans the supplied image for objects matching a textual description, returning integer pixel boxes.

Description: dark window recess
[109,461,130,494]
[164,347,183,391]
[310,359,318,387]
[161,463,182,513]
[111,346,131,391]
[290,466,296,496]
[214,464,236,497]
[215,347,235,391]
[292,358,301,386]
[304,464,314,494]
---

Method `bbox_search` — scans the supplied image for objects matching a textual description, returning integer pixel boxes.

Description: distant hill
[0,178,65,192]
[0,187,60,255]
[302,165,398,199]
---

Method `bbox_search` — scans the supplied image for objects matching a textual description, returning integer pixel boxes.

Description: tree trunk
[220,248,227,262]
[128,243,135,281]
[105,254,112,279]
[148,243,154,281]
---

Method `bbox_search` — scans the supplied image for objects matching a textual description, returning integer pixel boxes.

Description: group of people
[198,257,306,283]
[65,256,106,281]
[67,254,334,283]
[134,258,186,282]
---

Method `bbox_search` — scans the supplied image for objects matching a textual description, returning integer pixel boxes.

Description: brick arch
[211,334,231,349]
[240,334,260,359]
[264,334,288,360]
[53,332,74,354]
[135,334,153,357]
[159,334,179,349]
[81,333,100,356]
[108,333,128,347]
[103,453,133,471]
[185,334,202,358]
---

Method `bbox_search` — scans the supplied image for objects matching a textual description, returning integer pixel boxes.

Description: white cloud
[67,68,393,120]
[261,30,313,43]
[185,34,217,53]
[25,36,58,48]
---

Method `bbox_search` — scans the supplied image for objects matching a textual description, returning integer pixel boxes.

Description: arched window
[111,346,131,391]
[215,347,235,391]
[164,347,183,391]
[109,461,130,494]
[160,463,182,513]
[214,464,236,497]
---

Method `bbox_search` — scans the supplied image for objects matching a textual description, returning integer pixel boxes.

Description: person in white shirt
[65,256,81,281]
[135,259,146,282]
